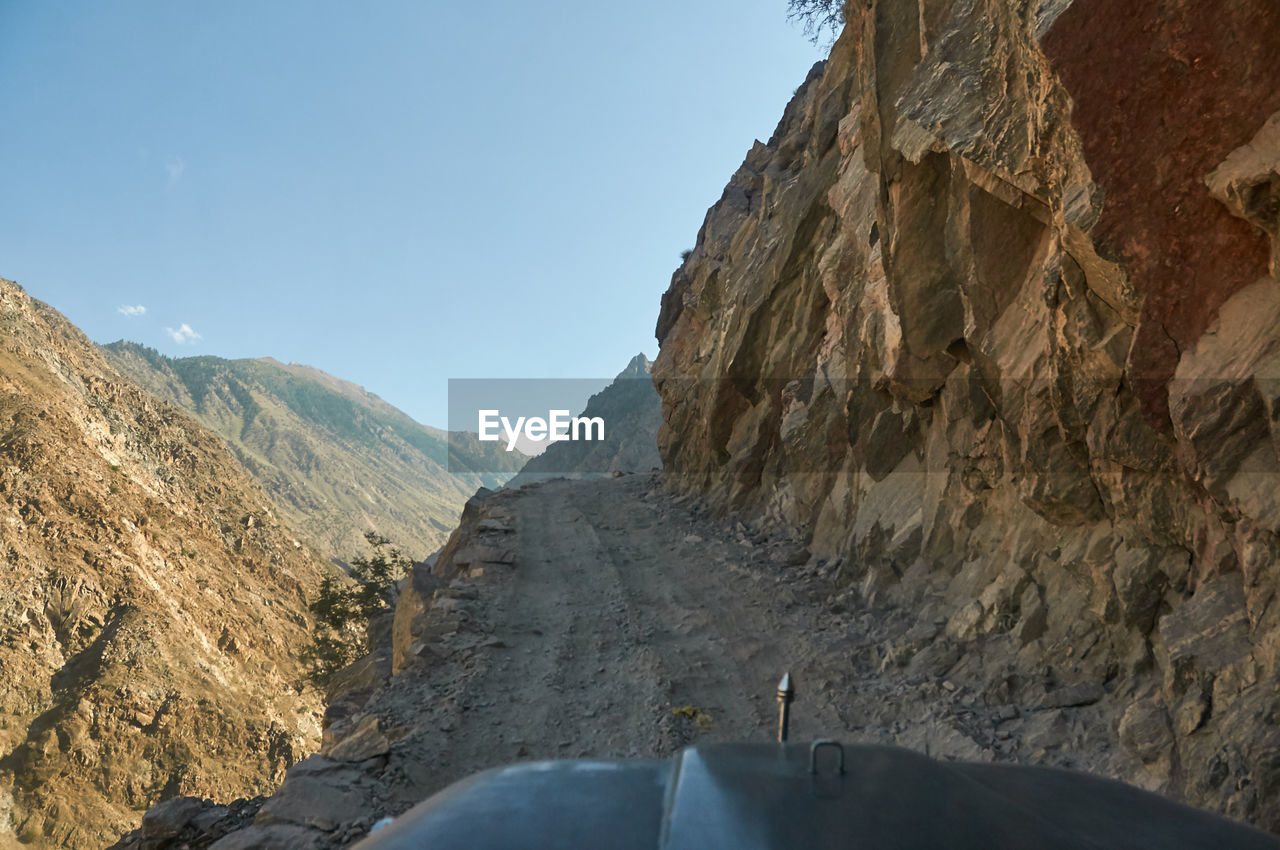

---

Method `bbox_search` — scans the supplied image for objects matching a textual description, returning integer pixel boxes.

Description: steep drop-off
[654,0,1280,828]
[0,280,327,847]
[102,345,521,562]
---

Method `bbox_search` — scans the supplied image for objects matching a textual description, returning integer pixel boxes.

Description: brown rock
[208,826,322,850]
[1043,0,1280,425]
[1207,111,1280,277]
[139,797,205,844]
[865,409,916,481]
[1158,577,1250,677]
[326,715,390,763]
[253,773,366,830]
[1119,698,1174,765]
[1112,543,1176,633]
[1013,585,1048,647]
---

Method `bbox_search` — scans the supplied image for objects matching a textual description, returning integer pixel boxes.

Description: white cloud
[164,323,202,344]
[117,304,146,317]
[165,155,186,189]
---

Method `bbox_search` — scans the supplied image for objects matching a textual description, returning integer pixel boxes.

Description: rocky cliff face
[505,353,662,488]
[654,0,1280,829]
[0,280,327,847]
[102,345,521,562]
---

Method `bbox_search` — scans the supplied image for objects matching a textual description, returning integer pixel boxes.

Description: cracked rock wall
[653,0,1280,828]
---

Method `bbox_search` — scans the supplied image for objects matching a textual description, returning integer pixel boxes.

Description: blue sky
[0,2,823,427]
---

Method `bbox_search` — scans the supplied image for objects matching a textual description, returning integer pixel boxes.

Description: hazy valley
[504,353,661,488]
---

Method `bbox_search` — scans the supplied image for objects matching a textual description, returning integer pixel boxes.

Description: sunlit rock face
[653,0,1280,829]
[0,278,327,848]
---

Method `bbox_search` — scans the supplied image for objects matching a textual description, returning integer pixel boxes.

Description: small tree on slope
[302,531,410,686]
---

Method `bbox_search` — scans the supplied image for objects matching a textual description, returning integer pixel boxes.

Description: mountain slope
[102,344,522,562]
[506,354,661,488]
[0,278,328,848]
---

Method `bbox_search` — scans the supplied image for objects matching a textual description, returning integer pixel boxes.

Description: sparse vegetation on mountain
[102,343,522,561]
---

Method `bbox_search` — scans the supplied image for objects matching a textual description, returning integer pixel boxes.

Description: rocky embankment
[654,0,1280,829]
[0,279,328,848]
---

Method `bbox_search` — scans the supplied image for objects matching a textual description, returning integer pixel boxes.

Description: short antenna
[776,672,796,743]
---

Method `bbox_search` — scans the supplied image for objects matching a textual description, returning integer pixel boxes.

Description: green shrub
[302,531,410,686]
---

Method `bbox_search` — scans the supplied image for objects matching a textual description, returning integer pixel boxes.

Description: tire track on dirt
[176,473,1027,848]
[564,477,850,747]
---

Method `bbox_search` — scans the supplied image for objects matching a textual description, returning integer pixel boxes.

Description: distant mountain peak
[618,352,653,380]
[506,353,661,486]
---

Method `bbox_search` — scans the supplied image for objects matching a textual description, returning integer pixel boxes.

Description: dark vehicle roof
[354,742,1280,849]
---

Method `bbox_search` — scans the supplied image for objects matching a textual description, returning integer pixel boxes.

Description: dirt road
[328,475,1021,815]
[175,474,1100,847]
[431,474,850,764]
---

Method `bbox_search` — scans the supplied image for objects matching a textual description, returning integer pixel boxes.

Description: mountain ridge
[102,343,522,562]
